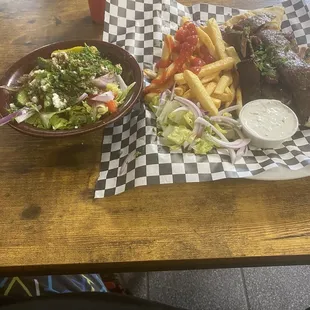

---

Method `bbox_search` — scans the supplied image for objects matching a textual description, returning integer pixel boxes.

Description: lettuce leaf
[157,100,180,129]
[117,82,136,104]
[163,125,192,146]
[68,105,94,127]
[192,138,214,154]
[148,95,159,114]
[50,115,70,130]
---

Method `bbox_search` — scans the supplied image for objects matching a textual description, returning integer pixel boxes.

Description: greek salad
[0,44,135,130]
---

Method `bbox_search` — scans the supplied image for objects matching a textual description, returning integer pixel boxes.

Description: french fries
[214,72,233,95]
[174,57,235,85]
[225,46,241,64]
[225,84,236,108]
[211,97,221,109]
[174,72,187,85]
[212,91,233,102]
[174,86,185,96]
[180,81,217,100]
[145,17,241,115]
[181,16,190,26]
[205,81,217,95]
[196,27,217,58]
[198,57,235,78]
[207,18,227,59]
[200,72,219,84]
[184,70,218,116]
[236,87,243,110]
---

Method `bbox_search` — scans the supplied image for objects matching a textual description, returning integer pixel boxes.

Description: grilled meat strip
[224,14,310,125]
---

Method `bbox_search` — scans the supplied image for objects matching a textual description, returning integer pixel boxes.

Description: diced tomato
[106,100,118,113]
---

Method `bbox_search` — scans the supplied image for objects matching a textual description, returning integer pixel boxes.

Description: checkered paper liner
[95,0,310,198]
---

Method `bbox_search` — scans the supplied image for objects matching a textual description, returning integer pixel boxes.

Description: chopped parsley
[254,45,286,78]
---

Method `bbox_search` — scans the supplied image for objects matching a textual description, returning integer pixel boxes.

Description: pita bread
[225,6,285,30]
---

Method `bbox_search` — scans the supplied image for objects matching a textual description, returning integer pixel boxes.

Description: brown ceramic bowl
[0,40,143,137]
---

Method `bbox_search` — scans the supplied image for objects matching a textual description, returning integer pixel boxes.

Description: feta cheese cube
[52,93,67,109]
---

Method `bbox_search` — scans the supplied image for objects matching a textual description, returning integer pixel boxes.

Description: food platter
[93,0,310,198]
[249,165,310,180]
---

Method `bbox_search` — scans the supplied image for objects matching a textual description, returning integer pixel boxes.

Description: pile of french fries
[144,17,243,116]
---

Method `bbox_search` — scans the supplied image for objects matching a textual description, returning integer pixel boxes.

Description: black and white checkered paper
[95,0,310,198]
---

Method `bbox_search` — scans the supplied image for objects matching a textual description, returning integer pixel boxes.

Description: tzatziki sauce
[240,99,298,140]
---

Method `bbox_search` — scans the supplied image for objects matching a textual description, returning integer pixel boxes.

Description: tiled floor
[120,266,310,310]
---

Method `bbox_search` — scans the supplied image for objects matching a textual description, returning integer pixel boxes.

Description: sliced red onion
[90,91,114,103]
[210,116,241,126]
[15,111,34,123]
[0,85,21,92]
[195,117,224,138]
[159,91,167,106]
[195,117,250,163]
[184,133,198,151]
[170,82,176,100]
[173,107,190,113]
[235,146,248,162]
[76,93,88,103]
[0,108,28,126]
[174,96,202,119]
[206,135,251,149]
[159,89,171,106]
[234,127,245,139]
[116,74,127,91]
[15,105,42,123]
[230,149,237,164]
[218,105,240,115]
[91,73,116,88]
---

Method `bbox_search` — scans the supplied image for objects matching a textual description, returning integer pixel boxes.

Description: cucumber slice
[16,89,29,105]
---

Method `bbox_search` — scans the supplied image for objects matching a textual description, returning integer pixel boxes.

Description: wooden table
[1,0,310,276]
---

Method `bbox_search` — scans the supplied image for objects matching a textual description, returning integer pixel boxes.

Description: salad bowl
[0,40,143,137]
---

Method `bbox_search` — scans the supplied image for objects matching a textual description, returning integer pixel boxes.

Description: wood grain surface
[1,0,310,275]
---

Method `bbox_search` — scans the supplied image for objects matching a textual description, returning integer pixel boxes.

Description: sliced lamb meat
[237,59,261,103]
[232,13,275,34]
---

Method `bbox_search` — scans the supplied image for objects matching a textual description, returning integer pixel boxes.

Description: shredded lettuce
[183,111,195,129]
[168,110,187,126]
[50,115,70,130]
[148,95,159,114]
[117,82,136,104]
[154,97,217,154]
[192,138,214,154]
[163,125,192,146]
[157,100,180,129]
[106,83,122,97]
[96,105,109,119]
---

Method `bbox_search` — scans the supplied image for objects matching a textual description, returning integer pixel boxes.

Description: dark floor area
[120,266,310,310]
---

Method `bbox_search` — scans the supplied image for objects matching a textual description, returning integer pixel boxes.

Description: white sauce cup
[239,99,299,149]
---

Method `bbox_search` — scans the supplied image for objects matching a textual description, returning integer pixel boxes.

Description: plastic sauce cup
[88,0,106,24]
[239,99,299,149]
